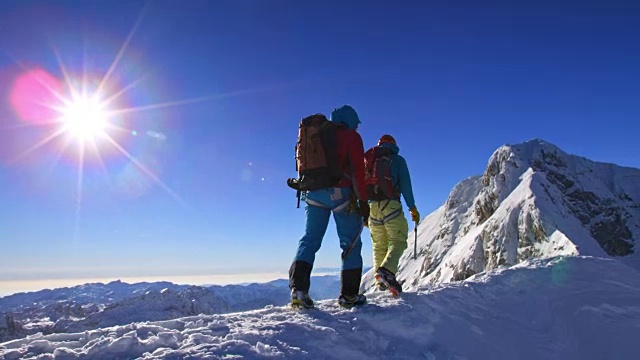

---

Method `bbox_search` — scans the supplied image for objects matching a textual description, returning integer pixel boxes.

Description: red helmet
[378,134,397,146]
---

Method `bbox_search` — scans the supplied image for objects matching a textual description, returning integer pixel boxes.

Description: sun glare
[6,2,204,219]
[61,96,108,141]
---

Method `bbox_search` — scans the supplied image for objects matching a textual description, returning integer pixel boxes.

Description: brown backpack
[287,114,343,205]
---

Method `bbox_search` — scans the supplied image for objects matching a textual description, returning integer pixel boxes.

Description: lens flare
[9,68,63,124]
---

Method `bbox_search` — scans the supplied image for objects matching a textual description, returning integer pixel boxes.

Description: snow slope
[2,256,639,359]
[376,139,640,290]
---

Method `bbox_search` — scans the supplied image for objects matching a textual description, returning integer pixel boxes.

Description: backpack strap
[380,199,391,212]
[369,207,402,226]
[305,193,351,213]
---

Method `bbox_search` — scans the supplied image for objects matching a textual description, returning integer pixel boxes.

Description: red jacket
[335,127,368,202]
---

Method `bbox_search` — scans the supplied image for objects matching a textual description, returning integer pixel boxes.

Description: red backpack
[364,146,399,201]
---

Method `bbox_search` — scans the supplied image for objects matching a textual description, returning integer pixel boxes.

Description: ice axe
[413,221,418,260]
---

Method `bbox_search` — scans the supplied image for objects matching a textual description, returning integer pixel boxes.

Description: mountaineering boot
[375,278,388,291]
[289,261,314,309]
[340,268,363,297]
[338,293,367,308]
[376,267,403,296]
[338,267,366,308]
[291,289,314,309]
[289,260,313,293]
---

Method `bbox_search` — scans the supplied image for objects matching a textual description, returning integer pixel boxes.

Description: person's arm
[347,132,368,202]
[397,156,416,210]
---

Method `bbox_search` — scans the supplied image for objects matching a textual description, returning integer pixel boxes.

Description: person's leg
[289,202,330,293]
[368,201,391,272]
[374,200,408,295]
[334,207,364,297]
[380,209,409,274]
[370,223,389,270]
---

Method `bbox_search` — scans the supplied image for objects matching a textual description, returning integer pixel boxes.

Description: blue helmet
[330,105,361,130]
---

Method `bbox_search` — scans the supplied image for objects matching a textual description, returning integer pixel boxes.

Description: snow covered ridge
[0,276,340,343]
[385,139,640,289]
[1,256,639,359]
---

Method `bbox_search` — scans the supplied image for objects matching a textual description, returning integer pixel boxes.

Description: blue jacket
[377,142,416,210]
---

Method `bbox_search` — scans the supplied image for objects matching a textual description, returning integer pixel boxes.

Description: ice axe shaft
[413,221,418,260]
[342,222,365,261]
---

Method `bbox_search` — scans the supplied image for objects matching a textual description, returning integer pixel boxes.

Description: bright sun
[61,95,108,141]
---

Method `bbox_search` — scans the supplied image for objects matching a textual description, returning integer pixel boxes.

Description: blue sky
[1,1,639,291]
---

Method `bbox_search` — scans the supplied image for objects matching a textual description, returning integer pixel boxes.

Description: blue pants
[294,187,364,271]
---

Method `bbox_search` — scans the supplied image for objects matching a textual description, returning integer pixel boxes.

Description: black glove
[287,178,300,190]
[356,201,370,221]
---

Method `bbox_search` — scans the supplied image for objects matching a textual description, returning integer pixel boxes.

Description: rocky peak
[477,139,638,257]
[482,140,567,199]
[386,139,640,290]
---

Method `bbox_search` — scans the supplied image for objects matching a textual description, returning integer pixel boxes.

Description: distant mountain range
[1,275,340,341]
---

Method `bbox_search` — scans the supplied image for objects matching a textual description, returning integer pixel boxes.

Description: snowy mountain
[368,139,640,290]
[0,275,341,342]
[2,256,639,359]
[0,281,184,342]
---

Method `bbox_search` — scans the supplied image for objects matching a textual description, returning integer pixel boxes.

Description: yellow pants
[369,199,408,274]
